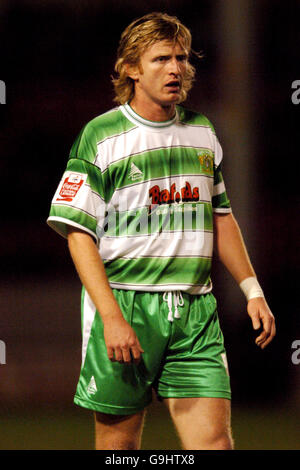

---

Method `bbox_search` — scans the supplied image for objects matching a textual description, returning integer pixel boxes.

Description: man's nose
[169,58,181,75]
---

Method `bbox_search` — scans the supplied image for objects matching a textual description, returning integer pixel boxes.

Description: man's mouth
[165,80,181,90]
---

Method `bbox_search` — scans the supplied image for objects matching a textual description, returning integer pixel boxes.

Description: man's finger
[259,318,276,349]
[255,326,270,346]
[121,346,132,364]
[107,346,116,362]
[256,315,272,342]
[129,346,143,364]
[271,318,276,338]
[113,347,123,363]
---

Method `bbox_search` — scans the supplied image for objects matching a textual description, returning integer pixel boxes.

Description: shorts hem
[74,395,151,415]
[156,391,231,401]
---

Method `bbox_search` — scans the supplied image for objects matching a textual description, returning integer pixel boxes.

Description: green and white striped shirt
[47,104,231,294]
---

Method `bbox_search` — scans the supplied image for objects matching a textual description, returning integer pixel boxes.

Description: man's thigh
[164,397,233,450]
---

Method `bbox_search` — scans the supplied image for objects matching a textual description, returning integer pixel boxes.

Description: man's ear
[124,63,140,81]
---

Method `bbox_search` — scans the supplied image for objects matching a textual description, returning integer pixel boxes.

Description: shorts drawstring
[163,291,184,322]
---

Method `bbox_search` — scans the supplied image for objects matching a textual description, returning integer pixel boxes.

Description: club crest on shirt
[198,152,214,174]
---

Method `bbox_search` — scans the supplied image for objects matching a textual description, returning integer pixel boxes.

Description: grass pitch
[0,401,299,450]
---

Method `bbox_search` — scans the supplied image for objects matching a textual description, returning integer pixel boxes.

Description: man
[47,12,275,450]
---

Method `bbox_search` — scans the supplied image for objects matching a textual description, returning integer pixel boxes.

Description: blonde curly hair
[112,12,200,105]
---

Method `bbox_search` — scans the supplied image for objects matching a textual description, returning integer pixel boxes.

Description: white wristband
[239,276,264,301]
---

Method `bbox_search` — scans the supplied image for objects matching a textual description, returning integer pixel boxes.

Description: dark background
[0,0,299,449]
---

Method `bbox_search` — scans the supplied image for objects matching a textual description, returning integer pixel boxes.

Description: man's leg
[94,409,146,450]
[164,397,233,450]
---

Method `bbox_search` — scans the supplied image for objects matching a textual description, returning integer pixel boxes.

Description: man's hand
[247,297,276,349]
[103,315,144,365]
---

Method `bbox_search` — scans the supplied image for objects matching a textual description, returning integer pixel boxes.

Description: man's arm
[213,212,276,349]
[67,226,144,364]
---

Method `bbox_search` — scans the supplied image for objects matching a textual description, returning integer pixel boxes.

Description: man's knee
[99,435,140,450]
[211,431,234,450]
[200,423,234,450]
[183,429,233,450]
[94,410,145,450]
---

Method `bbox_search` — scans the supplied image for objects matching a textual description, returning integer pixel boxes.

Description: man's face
[129,40,188,110]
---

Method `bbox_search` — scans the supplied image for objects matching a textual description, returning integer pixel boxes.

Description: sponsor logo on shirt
[149,181,199,206]
[56,172,87,202]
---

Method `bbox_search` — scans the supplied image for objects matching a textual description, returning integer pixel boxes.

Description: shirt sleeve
[47,124,107,240]
[211,134,231,213]
[212,164,231,213]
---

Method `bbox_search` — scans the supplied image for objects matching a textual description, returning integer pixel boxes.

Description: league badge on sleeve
[55,171,87,202]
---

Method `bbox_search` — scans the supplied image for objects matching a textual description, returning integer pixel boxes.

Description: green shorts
[74,289,231,415]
